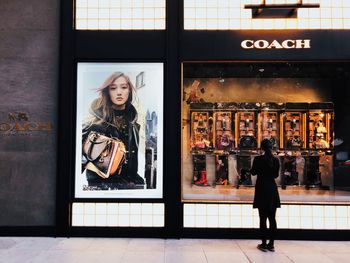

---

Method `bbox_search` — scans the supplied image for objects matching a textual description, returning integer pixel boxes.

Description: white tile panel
[184,0,350,29]
[184,215,195,227]
[183,204,350,229]
[196,215,207,227]
[219,216,230,228]
[72,214,84,226]
[72,203,164,227]
[84,203,95,214]
[76,0,165,30]
[95,214,107,226]
[130,214,142,226]
[95,203,107,215]
[153,215,165,227]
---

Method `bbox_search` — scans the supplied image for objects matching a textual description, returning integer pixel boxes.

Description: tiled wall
[72,202,350,229]
[75,0,166,30]
[184,203,350,229]
[184,0,350,30]
[72,203,165,227]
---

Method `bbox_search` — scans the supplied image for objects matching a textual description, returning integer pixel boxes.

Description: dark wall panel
[75,31,166,59]
[0,0,59,225]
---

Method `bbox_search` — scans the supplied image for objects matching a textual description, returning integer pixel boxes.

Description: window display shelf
[185,101,335,202]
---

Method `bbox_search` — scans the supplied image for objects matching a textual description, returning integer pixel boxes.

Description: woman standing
[82,72,145,190]
[251,139,281,252]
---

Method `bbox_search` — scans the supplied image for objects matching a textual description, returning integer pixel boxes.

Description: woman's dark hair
[261,138,273,152]
[261,139,274,167]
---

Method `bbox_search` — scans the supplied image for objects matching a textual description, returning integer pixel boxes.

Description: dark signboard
[181,30,350,61]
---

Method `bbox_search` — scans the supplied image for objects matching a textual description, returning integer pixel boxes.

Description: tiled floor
[0,237,349,263]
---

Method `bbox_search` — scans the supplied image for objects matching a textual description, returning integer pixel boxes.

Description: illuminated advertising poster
[75,63,163,198]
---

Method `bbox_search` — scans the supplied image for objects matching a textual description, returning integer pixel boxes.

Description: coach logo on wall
[241,39,311,49]
[0,112,53,135]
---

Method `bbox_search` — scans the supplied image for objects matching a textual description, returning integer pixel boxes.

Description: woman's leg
[258,208,268,245]
[267,208,277,247]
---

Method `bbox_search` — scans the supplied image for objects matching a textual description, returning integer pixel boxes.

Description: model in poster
[82,72,145,190]
[251,139,281,252]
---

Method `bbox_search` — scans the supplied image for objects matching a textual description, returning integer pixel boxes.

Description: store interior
[181,62,350,203]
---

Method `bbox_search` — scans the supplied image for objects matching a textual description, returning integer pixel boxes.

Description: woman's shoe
[266,244,275,252]
[257,244,267,252]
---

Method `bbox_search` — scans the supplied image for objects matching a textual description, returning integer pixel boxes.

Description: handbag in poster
[83,131,126,179]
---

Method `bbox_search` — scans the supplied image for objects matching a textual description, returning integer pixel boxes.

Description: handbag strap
[85,162,108,179]
[86,133,110,162]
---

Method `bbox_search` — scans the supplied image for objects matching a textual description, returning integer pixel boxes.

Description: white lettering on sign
[241,39,311,49]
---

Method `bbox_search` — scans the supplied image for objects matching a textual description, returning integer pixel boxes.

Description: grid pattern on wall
[184,0,350,30]
[72,203,165,227]
[184,203,350,229]
[75,0,166,30]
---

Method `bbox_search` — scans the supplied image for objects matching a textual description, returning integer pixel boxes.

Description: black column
[164,0,182,238]
[56,0,75,237]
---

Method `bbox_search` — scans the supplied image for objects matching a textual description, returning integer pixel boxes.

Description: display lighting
[75,0,166,30]
[184,203,350,229]
[184,0,350,30]
[72,202,164,227]
[244,0,320,19]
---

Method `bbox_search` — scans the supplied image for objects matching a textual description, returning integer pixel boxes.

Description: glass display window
[215,155,229,185]
[283,109,306,150]
[190,111,211,151]
[213,111,235,151]
[308,104,334,150]
[181,62,350,205]
[237,111,258,149]
[259,111,280,149]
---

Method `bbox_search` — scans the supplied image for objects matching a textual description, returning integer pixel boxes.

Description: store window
[183,0,350,30]
[75,0,166,30]
[181,62,350,204]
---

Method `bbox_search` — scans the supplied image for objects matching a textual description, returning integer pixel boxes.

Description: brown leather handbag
[83,131,126,179]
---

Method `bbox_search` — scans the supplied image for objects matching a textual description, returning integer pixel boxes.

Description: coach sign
[181,30,350,60]
[0,112,53,135]
[241,39,311,49]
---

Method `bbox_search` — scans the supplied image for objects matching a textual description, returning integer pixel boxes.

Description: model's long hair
[90,72,137,125]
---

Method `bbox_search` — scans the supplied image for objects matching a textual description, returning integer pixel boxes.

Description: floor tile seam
[233,241,252,263]
[320,253,343,263]
[284,253,297,263]
[202,246,209,263]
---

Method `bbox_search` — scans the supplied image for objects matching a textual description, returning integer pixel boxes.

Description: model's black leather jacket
[82,103,140,182]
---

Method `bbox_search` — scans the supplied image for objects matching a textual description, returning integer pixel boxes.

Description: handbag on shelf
[239,135,257,149]
[83,131,126,179]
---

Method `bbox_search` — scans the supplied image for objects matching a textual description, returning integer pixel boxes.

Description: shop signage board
[181,30,350,60]
[241,39,311,49]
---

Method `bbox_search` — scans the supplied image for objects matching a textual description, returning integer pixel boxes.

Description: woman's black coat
[251,154,281,211]
[82,103,140,184]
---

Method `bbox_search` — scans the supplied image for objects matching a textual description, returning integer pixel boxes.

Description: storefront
[57,0,350,239]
